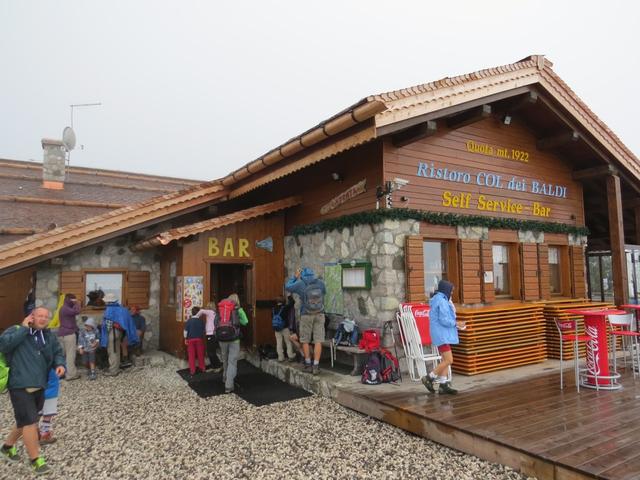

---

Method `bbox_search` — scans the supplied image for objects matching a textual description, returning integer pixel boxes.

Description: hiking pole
[383,320,402,382]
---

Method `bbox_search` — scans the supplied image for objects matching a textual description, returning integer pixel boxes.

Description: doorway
[587,246,640,304]
[210,263,254,345]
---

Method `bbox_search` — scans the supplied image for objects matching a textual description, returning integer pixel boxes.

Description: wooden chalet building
[1,55,638,373]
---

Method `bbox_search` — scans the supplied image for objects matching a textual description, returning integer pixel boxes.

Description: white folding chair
[395,304,442,382]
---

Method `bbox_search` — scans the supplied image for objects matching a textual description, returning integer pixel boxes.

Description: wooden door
[0,268,35,333]
[159,246,183,357]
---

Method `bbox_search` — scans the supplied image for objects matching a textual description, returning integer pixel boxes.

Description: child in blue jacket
[39,369,59,444]
[421,280,465,395]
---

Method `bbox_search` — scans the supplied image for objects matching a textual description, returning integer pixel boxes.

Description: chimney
[41,138,66,190]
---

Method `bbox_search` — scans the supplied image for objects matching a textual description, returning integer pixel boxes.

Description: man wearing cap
[100,294,138,376]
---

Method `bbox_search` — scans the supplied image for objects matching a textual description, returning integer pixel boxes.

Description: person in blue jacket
[421,280,465,395]
[100,293,138,376]
[38,369,60,444]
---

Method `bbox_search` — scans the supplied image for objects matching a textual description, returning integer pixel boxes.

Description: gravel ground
[0,362,536,480]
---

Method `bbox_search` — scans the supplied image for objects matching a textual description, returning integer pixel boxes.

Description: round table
[619,304,640,333]
[565,308,626,390]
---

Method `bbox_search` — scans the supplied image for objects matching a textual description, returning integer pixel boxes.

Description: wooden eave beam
[536,131,580,151]
[446,104,492,130]
[572,164,618,181]
[509,91,538,112]
[391,120,437,148]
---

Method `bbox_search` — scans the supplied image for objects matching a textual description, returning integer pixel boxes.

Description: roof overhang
[130,196,302,251]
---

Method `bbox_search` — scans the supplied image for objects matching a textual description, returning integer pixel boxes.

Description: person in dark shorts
[0,307,66,475]
[421,280,465,395]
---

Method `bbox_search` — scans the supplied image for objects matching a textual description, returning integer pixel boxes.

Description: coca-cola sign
[585,324,601,377]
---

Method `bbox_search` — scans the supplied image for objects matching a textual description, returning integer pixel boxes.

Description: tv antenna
[68,102,101,164]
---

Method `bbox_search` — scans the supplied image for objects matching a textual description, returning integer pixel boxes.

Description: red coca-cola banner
[584,315,609,386]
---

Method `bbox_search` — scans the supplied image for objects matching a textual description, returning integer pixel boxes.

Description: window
[340,261,372,289]
[85,272,124,307]
[423,241,448,297]
[493,244,510,297]
[548,247,561,295]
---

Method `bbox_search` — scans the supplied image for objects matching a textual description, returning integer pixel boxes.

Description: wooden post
[635,206,640,245]
[607,175,629,305]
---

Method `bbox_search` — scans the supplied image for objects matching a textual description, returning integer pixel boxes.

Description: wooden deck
[334,369,640,480]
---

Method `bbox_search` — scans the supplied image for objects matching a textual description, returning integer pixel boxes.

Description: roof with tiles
[0,158,202,245]
[1,54,639,273]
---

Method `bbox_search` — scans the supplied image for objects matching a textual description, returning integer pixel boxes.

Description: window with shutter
[59,271,85,306]
[405,235,425,303]
[571,246,587,298]
[125,271,151,308]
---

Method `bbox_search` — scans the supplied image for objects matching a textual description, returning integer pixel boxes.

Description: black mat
[177,360,312,406]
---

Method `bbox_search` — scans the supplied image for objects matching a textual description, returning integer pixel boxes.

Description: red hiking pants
[186,338,206,374]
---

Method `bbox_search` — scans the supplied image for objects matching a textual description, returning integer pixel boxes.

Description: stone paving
[0,361,536,480]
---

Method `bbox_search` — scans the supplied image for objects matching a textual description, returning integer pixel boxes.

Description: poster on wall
[323,263,344,315]
[181,276,204,322]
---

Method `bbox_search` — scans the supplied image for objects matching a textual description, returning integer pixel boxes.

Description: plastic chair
[608,314,640,379]
[554,317,590,392]
[396,304,442,382]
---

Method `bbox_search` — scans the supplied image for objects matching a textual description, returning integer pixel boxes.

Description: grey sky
[1,1,638,181]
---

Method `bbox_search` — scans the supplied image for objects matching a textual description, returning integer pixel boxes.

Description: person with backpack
[421,280,465,395]
[100,293,138,376]
[272,295,296,362]
[194,300,223,373]
[216,293,249,393]
[0,307,66,475]
[285,267,326,375]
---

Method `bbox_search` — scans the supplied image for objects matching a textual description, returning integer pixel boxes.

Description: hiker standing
[194,301,223,372]
[100,293,138,376]
[272,295,296,362]
[130,305,146,354]
[217,294,249,393]
[184,306,207,377]
[57,294,81,380]
[421,280,465,395]
[0,307,66,475]
[285,267,326,375]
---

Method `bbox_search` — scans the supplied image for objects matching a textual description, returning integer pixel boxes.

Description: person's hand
[78,347,85,354]
[456,321,467,330]
[22,314,33,328]
[55,366,66,378]
[290,333,298,342]
[184,340,188,345]
[295,268,302,279]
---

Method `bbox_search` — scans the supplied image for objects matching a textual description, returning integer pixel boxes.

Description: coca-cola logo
[585,324,600,377]
[413,308,429,318]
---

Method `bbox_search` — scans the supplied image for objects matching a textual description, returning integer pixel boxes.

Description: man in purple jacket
[57,294,80,380]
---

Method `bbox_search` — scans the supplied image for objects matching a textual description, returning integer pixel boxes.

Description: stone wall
[36,235,161,350]
[284,219,419,330]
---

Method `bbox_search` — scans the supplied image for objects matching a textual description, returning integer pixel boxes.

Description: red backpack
[358,329,381,352]
[216,300,241,342]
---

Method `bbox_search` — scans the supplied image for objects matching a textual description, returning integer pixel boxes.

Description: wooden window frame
[423,237,459,303]
[548,245,570,297]
[492,243,521,300]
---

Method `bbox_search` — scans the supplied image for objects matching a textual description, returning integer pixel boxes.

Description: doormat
[177,360,312,406]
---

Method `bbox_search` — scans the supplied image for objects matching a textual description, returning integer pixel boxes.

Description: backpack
[0,353,9,393]
[358,329,381,352]
[272,306,286,332]
[304,282,324,314]
[216,299,241,342]
[379,348,401,383]
[361,351,383,385]
[333,319,360,346]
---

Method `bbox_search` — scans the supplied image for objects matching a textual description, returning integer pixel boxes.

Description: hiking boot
[438,382,458,395]
[312,365,320,375]
[303,363,312,373]
[224,388,233,394]
[211,366,223,374]
[421,375,436,393]
[39,432,57,445]
[104,370,119,377]
[287,356,296,363]
[31,457,51,475]
[65,375,79,381]
[1,445,18,462]
[88,370,97,381]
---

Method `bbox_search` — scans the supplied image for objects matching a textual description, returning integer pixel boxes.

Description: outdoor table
[619,304,640,333]
[565,308,626,390]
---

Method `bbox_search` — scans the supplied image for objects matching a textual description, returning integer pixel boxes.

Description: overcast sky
[1,1,638,181]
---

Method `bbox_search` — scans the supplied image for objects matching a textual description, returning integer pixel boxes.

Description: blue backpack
[272,306,286,332]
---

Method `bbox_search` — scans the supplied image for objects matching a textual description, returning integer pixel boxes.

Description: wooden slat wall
[125,270,150,308]
[570,246,587,298]
[480,240,495,303]
[453,303,546,375]
[538,244,550,300]
[383,118,585,225]
[520,243,540,301]
[459,240,481,304]
[59,271,84,306]
[405,235,425,303]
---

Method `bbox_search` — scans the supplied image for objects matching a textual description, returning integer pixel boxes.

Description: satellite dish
[62,126,76,151]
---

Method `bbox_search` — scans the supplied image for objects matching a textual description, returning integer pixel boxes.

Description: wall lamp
[331,172,343,181]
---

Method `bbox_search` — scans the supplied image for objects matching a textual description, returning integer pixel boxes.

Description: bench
[324,340,369,376]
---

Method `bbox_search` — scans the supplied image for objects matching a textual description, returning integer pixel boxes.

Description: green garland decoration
[291,208,590,237]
